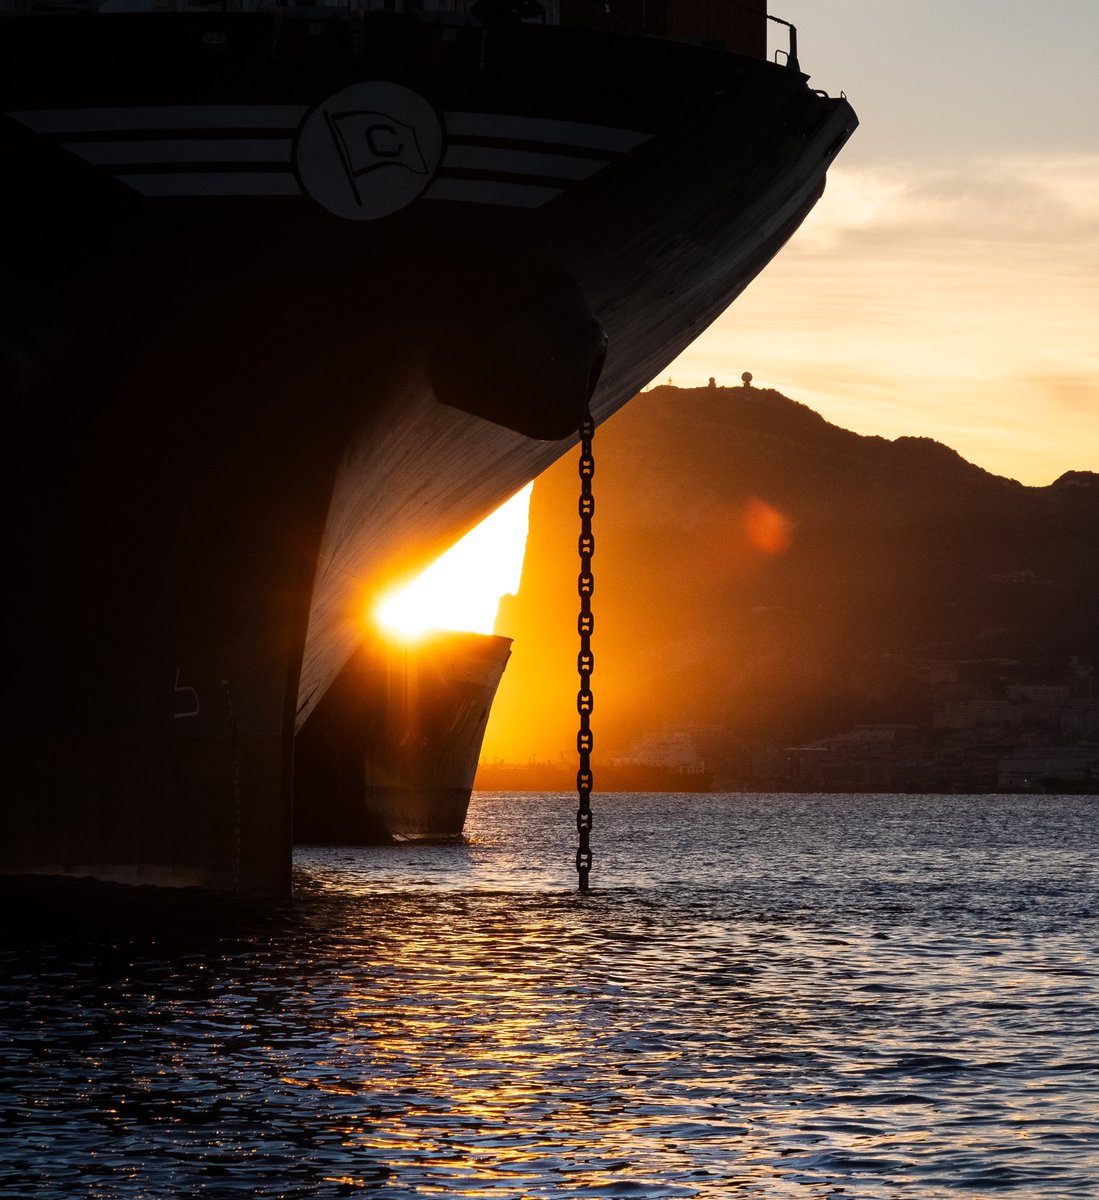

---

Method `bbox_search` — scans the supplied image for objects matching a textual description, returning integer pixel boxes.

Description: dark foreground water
[1,793,1097,1199]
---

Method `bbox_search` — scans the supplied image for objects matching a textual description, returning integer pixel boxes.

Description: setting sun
[374,483,533,638]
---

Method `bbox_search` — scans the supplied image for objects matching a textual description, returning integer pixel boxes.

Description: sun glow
[374,483,533,638]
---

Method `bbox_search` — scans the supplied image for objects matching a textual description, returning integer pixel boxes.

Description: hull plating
[295,631,512,843]
[0,12,855,893]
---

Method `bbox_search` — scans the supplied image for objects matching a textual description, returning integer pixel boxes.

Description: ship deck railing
[1,0,794,69]
[0,0,534,15]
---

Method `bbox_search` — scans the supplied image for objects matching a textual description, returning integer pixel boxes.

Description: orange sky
[665,1,1099,487]
[475,3,1099,762]
[381,2,1099,765]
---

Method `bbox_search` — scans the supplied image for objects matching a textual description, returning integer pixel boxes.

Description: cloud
[666,151,1099,485]
[1022,372,1099,416]
[793,153,1099,251]
[791,165,908,250]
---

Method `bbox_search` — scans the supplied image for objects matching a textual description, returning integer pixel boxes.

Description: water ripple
[1,793,1097,1197]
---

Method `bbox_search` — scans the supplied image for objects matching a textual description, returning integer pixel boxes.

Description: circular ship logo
[296,83,442,220]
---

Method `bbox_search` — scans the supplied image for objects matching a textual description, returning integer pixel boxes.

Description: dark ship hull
[295,631,512,843]
[0,3,855,893]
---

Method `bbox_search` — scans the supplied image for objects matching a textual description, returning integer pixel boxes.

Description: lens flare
[375,483,533,638]
[744,496,793,555]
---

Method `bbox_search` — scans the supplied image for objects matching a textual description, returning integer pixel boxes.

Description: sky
[380,1,1098,641]
[665,0,1099,486]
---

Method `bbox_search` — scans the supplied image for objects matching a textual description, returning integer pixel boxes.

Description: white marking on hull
[173,668,200,719]
[8,104,650,207]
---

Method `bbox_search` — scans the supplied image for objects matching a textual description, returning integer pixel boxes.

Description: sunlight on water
[1,793,1096,1198]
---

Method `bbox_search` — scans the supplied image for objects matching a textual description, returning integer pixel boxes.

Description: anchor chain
[576,406,595,892]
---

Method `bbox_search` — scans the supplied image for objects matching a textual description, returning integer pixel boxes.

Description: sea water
[1,792,1096,1198]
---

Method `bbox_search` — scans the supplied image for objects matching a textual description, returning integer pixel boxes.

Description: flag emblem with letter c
[297,83,442,220]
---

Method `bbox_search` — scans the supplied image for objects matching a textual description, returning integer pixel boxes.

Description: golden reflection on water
[283,821,1095,1195]
[1,793,1096,1198]
[276,891,982,1194]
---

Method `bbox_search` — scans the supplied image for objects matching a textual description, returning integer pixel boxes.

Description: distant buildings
[478,650,1098,794]
[609,728,707,774]
[601,655,1099,795]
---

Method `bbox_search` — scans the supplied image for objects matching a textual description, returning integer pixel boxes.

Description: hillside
[483,384,1099,787]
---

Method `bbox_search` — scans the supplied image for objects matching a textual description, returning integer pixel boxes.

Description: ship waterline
[0,3,855,893]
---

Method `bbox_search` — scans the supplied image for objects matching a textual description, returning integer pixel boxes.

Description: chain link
[576,406,595,892]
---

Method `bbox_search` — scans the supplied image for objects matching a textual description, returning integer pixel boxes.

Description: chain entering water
[576,406,595,892]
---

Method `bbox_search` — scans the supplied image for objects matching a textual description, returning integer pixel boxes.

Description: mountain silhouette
[486,384,1099,778]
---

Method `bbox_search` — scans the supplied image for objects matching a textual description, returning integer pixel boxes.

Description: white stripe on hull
[9,104,650,207]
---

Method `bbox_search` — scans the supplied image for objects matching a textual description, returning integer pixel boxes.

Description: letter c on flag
[366,123,403,159]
